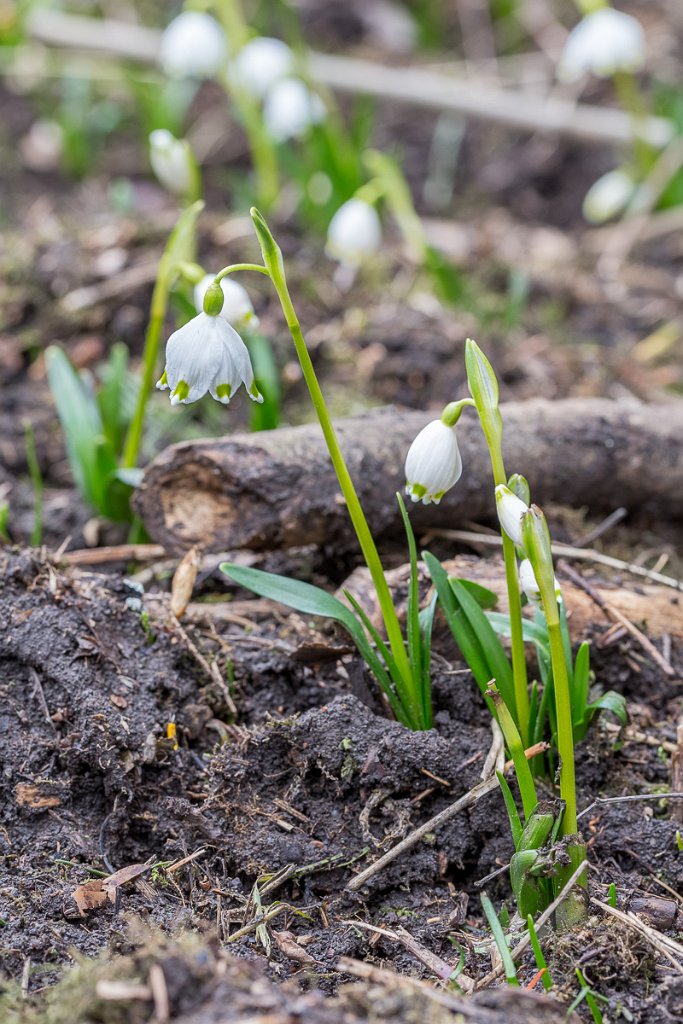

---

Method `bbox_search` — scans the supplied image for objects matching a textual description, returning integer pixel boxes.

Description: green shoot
[526,914,553,991]
[480,894,519,986]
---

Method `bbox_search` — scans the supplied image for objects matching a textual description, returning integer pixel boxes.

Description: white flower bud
[558,8,646,83]
[263,77,325,142]
[582,168,635,224]
[157,313,263,406]
[160,12,228,79]
[519,559,561,604]
[194,274,259,332]
[495,484,529,546]
[405,420,462,505]
[326,199,382,268]
[232,37,293,100]
[149,130,196,197]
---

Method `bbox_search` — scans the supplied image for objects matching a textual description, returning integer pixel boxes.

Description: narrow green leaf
[527,914,553,990]
[397,493,422,693]
[496,770,523,849]
[450,579,516,716]
[45,346,104,509]
[480,894,518,986]
[571,641,591,727]
[457,579,499,610]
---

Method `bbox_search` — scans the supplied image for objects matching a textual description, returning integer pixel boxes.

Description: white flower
[160,11,228,79]
[558,8,646,83]
[263,77,325,142]
[495,485,529,546]
[405,420,462,504]
[232,37,293,100]
[157,313,263,406]
[582,168,635,224]
[519,558,562,604]
[194,274,259,331]
[326,199,382,267]
[149,130,196,197]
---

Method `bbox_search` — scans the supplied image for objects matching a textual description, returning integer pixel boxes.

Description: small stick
[21,958,31,998]
[341,919,473,990]
[559,561,676,677]
[346,743,546,891]
[670,718,683,826]
[225,903,288,942]
[578,791,683,821]
[591,898,683,975]
[575,507,627,547]
[426,528,683,593]
[166,847,206,875]
[59,543,166,565]
[148,963,170,1024]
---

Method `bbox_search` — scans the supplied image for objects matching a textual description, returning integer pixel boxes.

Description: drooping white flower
[582,168,635,224]
[495,485,529,546]
[232,37,294,100]
[519,558,562,604]
[149,130,196,197]
[558,8,646,83]
[157,312,263,406]
[326,199,382,268]
[405,420,462,504]
[194,274,259,331]
[160,11,228,79]
[263,77,325,142]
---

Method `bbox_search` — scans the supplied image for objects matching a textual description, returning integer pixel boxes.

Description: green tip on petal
[170,380,190,405]
[156,369,168,389]
[215,383,232,404]
[248,382,264,403]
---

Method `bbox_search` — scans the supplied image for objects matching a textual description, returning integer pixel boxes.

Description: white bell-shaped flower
[157,312,263,406]
[495,485,529,546]
[405,420,462,504]
[519,558,562,604]
[263,77,325,142]
[160,11,228,79]
[558,8,646,83]
[326,199,382,267]
[232,37,293,100]
[149,130,196,197]
[582,168,635,224]
[194,274,259,332]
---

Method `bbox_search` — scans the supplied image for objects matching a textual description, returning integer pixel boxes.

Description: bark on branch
[135,398,683,554]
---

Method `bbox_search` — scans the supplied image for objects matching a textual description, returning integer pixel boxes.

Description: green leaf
[398,494,422,694]
[571,641,591,727]
[45,346,105,510]
[480,894,519,986]
[496,770,522,849]
[423,551,495,714]
[457,579,499,610]
[450,579,516,717]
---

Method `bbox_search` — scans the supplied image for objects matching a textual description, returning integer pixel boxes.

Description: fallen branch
[134,399,683,554]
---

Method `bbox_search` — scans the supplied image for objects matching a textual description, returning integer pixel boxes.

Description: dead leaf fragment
[171,546,200,619]
[272,929,316,965]
[15,782,62,808]
[73,879,111,916]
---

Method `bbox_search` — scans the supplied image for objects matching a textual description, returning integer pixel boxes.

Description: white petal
[404,420,462,503]
[582,169,635,224]
[149,130,193,196]
[164,314,230,403]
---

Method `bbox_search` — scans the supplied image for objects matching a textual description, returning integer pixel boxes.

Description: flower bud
[520,506,560,619]
[558,8,646,83]
[202,281,225,317]
[495,484,529,546]
[519,558,561,605]
[507,473,531,505]
[405,419,462,505]
[326,199,382,268]
[582,169,635,224]
[160,11,228,79]
[263,77,325,142]
[149,130,197,198]
[194,274,258,332]
[232,37,293,99]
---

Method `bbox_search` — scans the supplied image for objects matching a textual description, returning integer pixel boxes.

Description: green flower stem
[489,448,530,747]
[490,685,537,820]
[613,71,655,176]
[545,614,578,836]
[122,273,169,469]
[215,251,423,727]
